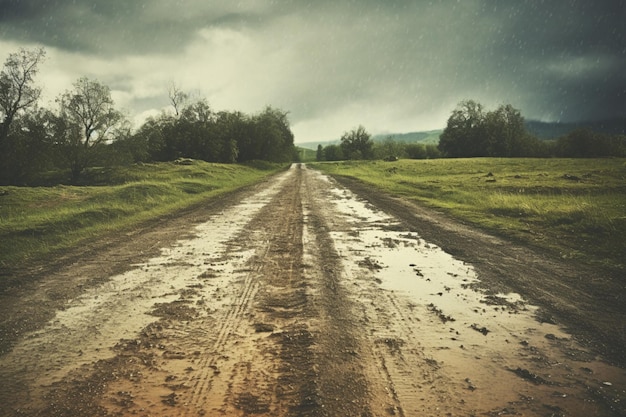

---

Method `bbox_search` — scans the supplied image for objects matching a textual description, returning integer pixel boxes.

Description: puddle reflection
[323,176,625,416]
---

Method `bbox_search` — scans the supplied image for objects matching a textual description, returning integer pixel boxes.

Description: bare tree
[167,81,189,116]
[0,47,46,142]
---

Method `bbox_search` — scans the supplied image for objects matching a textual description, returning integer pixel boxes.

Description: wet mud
[0,164,624,416]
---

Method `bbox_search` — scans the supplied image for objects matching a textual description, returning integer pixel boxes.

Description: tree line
[438,100,625,158]
[0,48,296,185]
[3,48,623,185]
[315,128,441,162]
[316,100,625,162]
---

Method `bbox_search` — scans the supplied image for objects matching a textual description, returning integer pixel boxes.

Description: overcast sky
[1,0,624,143]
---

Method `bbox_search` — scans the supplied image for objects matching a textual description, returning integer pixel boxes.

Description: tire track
[300,166,388,417]
[182,164,312,416]
[171,170,302,416]
[182,245,265,415]
[228,163,314,415]
[5,164,624,417]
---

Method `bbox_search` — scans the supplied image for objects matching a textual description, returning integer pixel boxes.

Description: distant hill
[525,118,626,140]
[297,139,340,150]
[371,130,442,145]
[297,129,443,150]
[296,118,626,150]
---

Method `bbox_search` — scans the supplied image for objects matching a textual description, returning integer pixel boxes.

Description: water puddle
[323,175,625,415]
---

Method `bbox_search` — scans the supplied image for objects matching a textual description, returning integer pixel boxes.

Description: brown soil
[0,164,624,417]
[330,175,626,366]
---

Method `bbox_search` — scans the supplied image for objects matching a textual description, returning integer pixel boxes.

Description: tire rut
[2,164,624,417]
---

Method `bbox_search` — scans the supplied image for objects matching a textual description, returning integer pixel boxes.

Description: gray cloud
[0,0,624,141]
[0,0,268,54]
[478,0,626,121]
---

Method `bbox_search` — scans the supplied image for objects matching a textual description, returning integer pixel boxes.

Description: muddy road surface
[0,164,624,416]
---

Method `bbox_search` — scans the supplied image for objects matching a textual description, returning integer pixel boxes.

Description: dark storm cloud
[477,0,626,121]
[1,0,624,140]
[491,0,625,54]
[0,0,266,55]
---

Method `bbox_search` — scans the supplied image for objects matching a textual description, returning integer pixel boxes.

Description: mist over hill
[297,130,442,150]
[371,130,442,145]
[525,118,626,140]
[297,118,626,150]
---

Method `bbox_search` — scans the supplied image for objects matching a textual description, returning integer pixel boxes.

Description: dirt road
[0,164,624,416]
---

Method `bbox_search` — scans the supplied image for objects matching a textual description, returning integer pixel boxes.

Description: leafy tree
[555,129,626,158]
[0,107,57,184]
[124,116,165,162]
[237,106,295,163]
[56,77,126,181]
[212,111,242,163]
[181,102,239,162]
[180,99,212,124]
[403,143,442,159]
[340,125,373,160]
[425,144,442,159]
[176,99,216,160]
[483,104,527,157]
[373,137,406,160]
[405,143,427,159]
[108,132,151,164]
[438,99,485,157]
[439,100,540,157]
[322,144,344,161]
[316,144,324,161]
[131,104,244,164]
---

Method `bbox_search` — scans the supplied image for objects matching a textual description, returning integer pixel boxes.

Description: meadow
[0,160,286,273]
[310,158,626,271]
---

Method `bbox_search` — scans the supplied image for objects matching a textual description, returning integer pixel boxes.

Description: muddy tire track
[80,164,377,417]
[303,169,455,416]
[0,164,624,417]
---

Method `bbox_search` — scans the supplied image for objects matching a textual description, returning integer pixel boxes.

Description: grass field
[310,158,626,271]
[0,160,286,273]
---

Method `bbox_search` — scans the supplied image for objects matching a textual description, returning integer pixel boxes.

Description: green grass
[0,160,286,273]
[310,158,626,271]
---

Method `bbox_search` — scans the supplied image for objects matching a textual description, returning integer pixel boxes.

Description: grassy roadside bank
[0,160,287,275]
[310,158,626,272]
